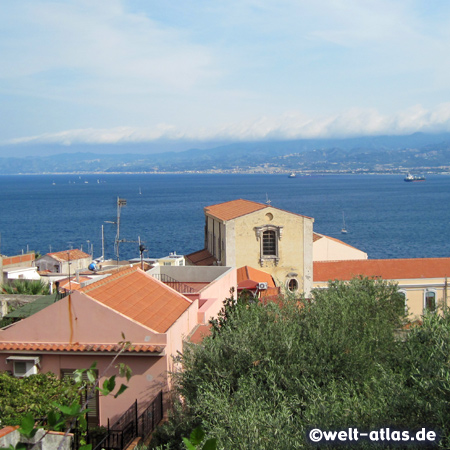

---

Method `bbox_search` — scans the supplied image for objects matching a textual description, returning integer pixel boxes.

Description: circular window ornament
[265,213,273,222]
[287,278,298,292]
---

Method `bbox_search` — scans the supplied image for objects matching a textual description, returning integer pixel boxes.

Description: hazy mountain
[1,132,450,174]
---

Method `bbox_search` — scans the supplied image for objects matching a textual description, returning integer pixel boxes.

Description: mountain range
[2,132,450,174]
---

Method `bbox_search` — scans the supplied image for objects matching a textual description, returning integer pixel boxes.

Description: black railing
[85,391,163,450]
[151,273,196,294]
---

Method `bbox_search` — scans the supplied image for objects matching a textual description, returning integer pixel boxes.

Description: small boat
[404,173,426,182]
[341,212,348,234]
[288,172,296,178]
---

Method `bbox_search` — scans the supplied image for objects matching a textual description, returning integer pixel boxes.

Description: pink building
[0,265,236,426]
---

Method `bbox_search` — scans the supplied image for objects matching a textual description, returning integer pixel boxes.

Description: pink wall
[0,353,167,426]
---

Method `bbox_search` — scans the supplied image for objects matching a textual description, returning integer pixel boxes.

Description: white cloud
[6,104,450,147]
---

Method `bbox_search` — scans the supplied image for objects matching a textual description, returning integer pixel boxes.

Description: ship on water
[404,173,426,182]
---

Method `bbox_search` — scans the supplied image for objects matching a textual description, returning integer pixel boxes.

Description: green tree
[151,277,420,449]
[0,372,79,426]
[1,279,50,295]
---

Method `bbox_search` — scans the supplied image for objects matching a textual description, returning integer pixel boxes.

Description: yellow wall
[207,207,314,295]
[313,278,450,320]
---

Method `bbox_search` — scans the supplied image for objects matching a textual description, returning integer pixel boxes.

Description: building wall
[2,253,35,269]
[34,256,91,274]
[313,236,368,261]
[0,353,166,426]
[215,207,314,295]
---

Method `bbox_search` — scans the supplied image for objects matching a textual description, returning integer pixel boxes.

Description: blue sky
[2,0,450,155]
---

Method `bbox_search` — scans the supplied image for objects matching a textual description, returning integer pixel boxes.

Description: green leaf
[86,369,96,384]
[190,427,205,446]
[113,383,128,398]
[79,445,92,450]
[106,375,116,393]
[202,439,217,450]
[73,369,86,384]
[15,444,28,450]
[18,412,36,438]
[182,437,197,450]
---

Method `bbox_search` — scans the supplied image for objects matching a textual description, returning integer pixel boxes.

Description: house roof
[80,266,192,333]
[58,276,93,292]
[237,266,276,288]
[185,249,217,266]
[46,249,91,262]
[314,258,450,282]
[205,199,313,222]
[0,342,164,353]
[205,199,268,221]
[188,324,212,344]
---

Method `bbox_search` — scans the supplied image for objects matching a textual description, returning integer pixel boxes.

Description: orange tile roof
[81,266,192,333]
[237,266,276,288]
[314,258,450,282]
[58,276,92,291]
[0,342,164,353]
[47,249,91,262]
[205,199,268,221]
[188,324,212,344]
[205,199,312,222]
[185,249,217,266]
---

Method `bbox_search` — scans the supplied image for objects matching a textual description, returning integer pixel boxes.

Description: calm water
[0,174,449,261]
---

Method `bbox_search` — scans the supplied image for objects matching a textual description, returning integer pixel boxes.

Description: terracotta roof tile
[47,249,91,262]
[237,266,276,288]
[188,324,212,344]
[185,249,217,266]
[80,266,192,333]
[0,342,164,353]
[205,199,268,221]
[314,258,450,282]
[204,199,313,222]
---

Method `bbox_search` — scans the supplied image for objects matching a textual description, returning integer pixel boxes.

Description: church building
[187,199,314,295]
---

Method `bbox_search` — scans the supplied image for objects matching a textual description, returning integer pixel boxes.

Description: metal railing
[151,273,196,294]
[75,391,163,450]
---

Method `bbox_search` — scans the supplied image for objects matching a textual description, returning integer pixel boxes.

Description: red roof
[0,342,164,353]
[237,266,276,288]
[205,199,312,222]
[188,324,212,344]
[47,249,91,262]
[205,199,268,221]
[81,266,192,333]
[314,258,450,282]
[185,249,217,266]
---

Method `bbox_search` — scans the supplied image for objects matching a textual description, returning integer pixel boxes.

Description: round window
[288,278,298,291]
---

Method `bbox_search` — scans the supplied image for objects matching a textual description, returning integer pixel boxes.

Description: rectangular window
[425,291,436,313]
[61,369,99,425]
[262,230,276,256]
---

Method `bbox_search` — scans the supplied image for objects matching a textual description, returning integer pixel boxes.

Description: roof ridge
[80,266,138,293]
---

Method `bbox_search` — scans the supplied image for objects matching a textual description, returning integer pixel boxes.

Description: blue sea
[0,173,449,261]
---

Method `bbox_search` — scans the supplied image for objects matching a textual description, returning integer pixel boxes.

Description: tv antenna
[105,197,127,265]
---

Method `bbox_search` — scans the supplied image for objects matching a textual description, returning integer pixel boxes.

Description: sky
[2,0,450,156]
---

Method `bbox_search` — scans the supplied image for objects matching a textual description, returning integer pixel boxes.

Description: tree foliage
[1,279,50,295]
[152,277,450,449]
[0,372,79,426]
